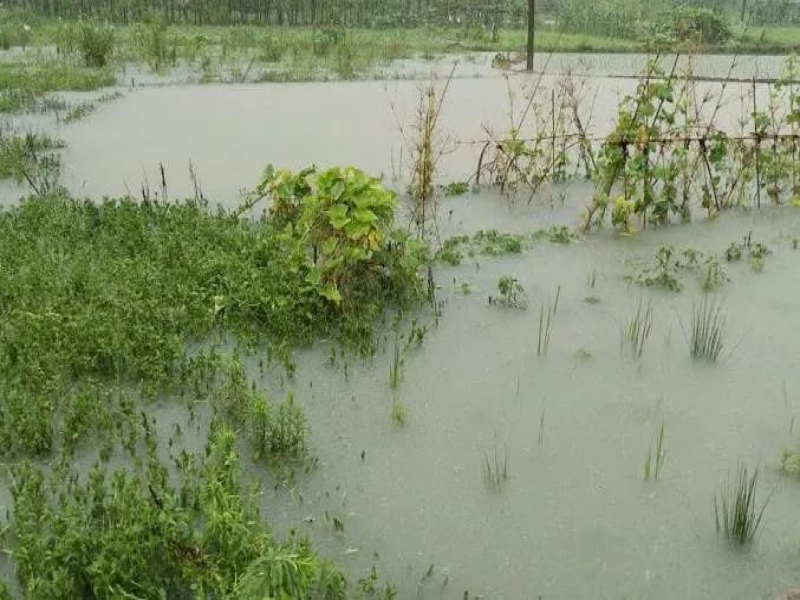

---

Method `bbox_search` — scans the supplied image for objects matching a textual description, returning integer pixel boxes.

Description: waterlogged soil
[2,54,800,598]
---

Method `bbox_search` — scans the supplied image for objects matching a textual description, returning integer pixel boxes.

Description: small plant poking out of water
[714,463,770,547]
[250,389,308,462]
[688,296,727,363]
[482,445,509,492]
[624,298,653,358]
[701,258,729,292]
[495,275,528,309]
[538,303,554,357]
[444,181,470,196]
[391,398,407,427]
[389,330,402,390]
[725,234,772,273]
[643,419,666,481]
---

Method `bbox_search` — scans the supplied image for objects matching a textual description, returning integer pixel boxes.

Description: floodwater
[3,53,800,599]
[256,198,800,600]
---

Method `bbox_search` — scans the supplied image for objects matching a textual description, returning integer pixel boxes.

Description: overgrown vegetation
[7,422,347,598]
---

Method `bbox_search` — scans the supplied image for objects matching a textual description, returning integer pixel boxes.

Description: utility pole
[526,0,535,71]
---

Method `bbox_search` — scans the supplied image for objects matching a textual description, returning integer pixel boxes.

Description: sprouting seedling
[714,462,771,547]
[537,303,554,357]
[643,419,666,481]
[686,296,727,363]
[481,445,509,492]
[624,298,653,358]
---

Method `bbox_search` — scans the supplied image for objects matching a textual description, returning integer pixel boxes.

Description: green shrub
[247,164,425,308]
[652,6,731,45]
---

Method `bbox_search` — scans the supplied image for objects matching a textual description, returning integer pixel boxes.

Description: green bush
[79,21,115,67]
[652,6,731,44]
[248,164,425,308]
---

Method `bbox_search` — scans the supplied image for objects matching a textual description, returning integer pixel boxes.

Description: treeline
[3,0,798,27]
[3,0,527,26]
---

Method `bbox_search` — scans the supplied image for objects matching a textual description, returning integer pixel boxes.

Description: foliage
[714,463,770,547]
[651,6,731,45]
[494,275,527,309]
[436,227,576,266]
[6,423,343,598]
[0,191,422,459]
[688,296,726,363]
[0,60,114,113]
[0,130,64,193]
[247,164,425,308]
[79,21,115,67]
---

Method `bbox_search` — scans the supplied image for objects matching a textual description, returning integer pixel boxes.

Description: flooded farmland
[2,48,800,600]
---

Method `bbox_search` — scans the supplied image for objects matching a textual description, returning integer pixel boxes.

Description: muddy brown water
[2,54,800,599]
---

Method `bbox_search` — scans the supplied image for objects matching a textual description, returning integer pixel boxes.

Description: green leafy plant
[246,164,423,308]
[495,275,528,309]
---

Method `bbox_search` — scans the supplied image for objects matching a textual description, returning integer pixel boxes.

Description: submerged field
[2,45,800,599]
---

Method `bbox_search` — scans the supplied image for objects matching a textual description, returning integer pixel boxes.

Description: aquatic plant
[444,181,470,196]
[688,296,727,363]
[633,246,683,292]
[700,258,729,292]
[714,463,770,547]
[391,398,407,427]
[481,445,509,492]
[495,275,528,309]
[79,21,115,67]
[643,419,666,481]
[624,298,653,358]
[725,234,772,272]
[389,331,402,390]
[538,302,554,357]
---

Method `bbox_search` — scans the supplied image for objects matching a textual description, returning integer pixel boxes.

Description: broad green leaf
[320,283,342,304]
[352,208,377,223]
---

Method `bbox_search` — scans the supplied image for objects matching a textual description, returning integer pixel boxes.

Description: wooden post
[526,0,535,71]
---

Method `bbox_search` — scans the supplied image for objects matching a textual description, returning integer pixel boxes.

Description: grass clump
[537,302,554,357]
[0,60,114,113]
[624,298,653,358]
[688,296,727,363]
[643,419,666,481]
[481,445,509,492]
[714,463,770,547]
[0,130,63,195]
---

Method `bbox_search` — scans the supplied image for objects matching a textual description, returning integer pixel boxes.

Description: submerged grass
[714,463,770,547]
[688,296,727,363]
[643,419,666,481]
[624,298,653,359]
[0,60,114,113]
[481,444,509,492]
[537,302,554,357]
